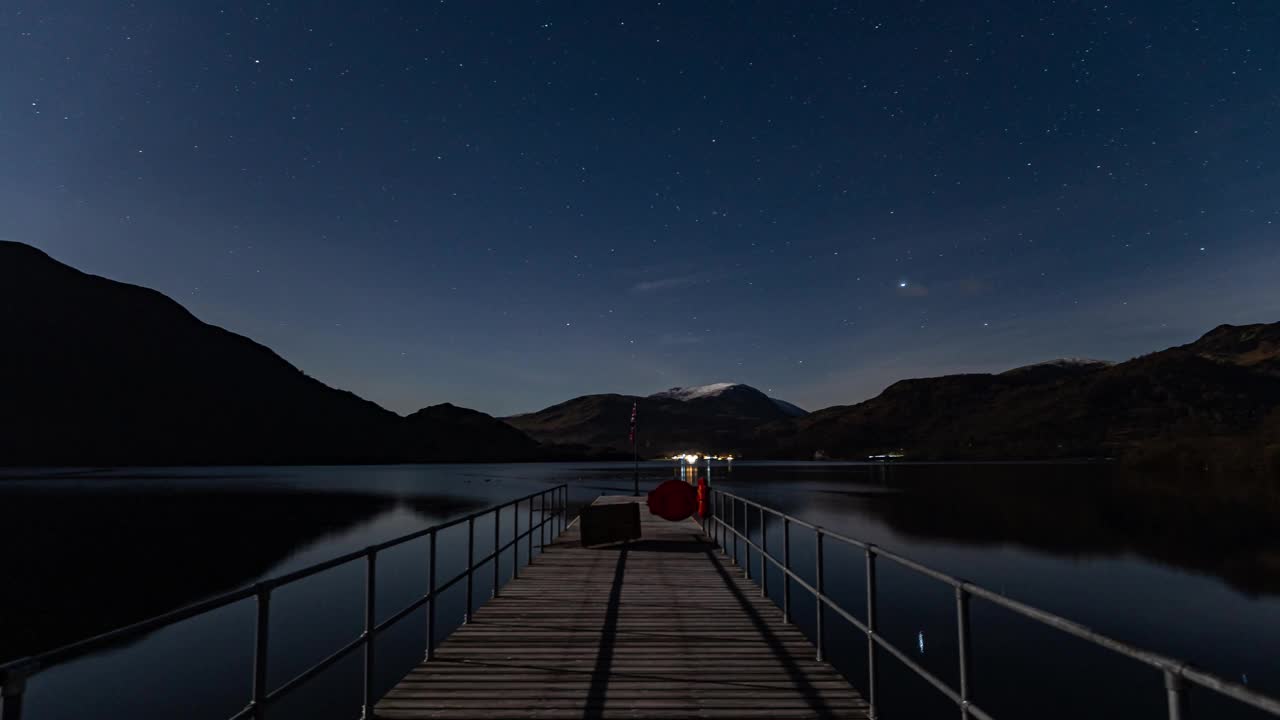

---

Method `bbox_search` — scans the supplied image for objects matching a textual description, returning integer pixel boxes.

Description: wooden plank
[375,495,868,719]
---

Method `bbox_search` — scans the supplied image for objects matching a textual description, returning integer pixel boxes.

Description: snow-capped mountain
[649,382,741,401]
[651,383,808,417]
[505,382,807,455]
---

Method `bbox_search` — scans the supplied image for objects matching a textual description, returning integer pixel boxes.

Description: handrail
[0,483,570,720]
[709,487,1280,720]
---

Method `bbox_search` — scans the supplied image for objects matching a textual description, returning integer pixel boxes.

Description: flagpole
[632,401,639,496]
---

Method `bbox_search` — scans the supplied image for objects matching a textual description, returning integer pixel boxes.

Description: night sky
[3,2,1278,416]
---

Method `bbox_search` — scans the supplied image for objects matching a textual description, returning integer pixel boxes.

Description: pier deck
[376,495,869,719]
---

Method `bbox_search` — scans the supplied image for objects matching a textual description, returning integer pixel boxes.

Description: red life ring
[646,479,698,521]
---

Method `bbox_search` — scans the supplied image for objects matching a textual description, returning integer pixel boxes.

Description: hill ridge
[0,241,538,465]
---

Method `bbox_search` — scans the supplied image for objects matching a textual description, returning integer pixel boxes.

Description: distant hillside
[760,323,1280,466]
[403,403,540,461]
[8,241,1275,469]
[999,357,1114,382]
[1188,322,1280,377]
[0,241,538,465]
[505,382,806,457]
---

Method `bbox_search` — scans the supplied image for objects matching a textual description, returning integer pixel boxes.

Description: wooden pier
[376,495,869,719]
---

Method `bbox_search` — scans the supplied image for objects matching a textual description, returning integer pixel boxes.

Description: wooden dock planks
[376,495,869,719]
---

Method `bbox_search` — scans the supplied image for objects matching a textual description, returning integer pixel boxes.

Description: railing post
[744,502,752,581]
[721,493,728,553]
[426,529,437,661]
[2,666,29,720]
[709,491,716,549]
[815,528,825,662]
[252,586,271,720]
[540,492,548,549]
[1165,668,1185,720]
[782,517,791,624]
[527,499,534,565]
[492,506,501,598]
[759,506,768,598]
[956,585,973,719]
[701,491,709,536]
[866,547,879,719]
[361,551,377,719]
[716,489,727,550]
[465,516,475,624]
[512,505,521,581]
[732,497,739,566]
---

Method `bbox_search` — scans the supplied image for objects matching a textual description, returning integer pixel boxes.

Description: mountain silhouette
[403,403,540,461]
[761,323,1280,466]
[5,241,1276,468]
[0,241,537,465]
[505,382,805,457]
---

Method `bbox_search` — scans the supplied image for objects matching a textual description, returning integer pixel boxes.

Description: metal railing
[0,484,569,720]
[709,487,1280,720]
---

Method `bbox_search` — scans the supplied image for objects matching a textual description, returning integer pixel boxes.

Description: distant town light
[670,452,735,462]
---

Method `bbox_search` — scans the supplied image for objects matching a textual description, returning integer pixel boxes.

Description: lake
[1,462,1277,719]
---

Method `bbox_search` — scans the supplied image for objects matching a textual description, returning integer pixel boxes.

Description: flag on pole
[629,401,637,445]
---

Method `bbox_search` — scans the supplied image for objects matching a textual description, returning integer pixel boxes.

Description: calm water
[1,462,1277,719]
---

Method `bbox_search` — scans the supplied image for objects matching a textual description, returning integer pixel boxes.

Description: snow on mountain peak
[650,382,740,401]
[650,383,809,416]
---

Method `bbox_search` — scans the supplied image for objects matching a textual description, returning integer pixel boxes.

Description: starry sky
[3,2,1278,416]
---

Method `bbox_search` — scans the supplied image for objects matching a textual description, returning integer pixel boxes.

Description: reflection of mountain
[819,464,1280,596]
[760,322,1280,466]
[0,241,539,466]
[0,489,479,662]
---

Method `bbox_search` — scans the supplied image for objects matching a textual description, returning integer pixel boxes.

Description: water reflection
[718,462,1280,595]
[2,488,386,661]
[711,462,1280,719]
[1,461,1277,720]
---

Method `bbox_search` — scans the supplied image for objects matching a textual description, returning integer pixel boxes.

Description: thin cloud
[631,272,710,293]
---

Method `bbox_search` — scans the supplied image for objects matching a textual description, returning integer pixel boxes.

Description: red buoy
[646,479,698,521]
